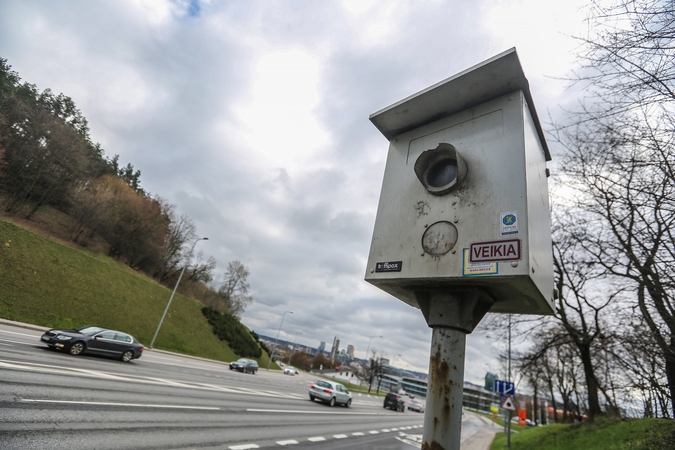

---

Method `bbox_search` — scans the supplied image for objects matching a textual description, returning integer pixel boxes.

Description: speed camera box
[364,49,554,315]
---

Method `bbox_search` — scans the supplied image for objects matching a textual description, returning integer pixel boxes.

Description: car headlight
[56,335,72,340]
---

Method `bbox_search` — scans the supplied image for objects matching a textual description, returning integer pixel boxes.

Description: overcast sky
[0,0,588,384]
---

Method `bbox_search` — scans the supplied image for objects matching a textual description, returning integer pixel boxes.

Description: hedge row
[202,307,262,358]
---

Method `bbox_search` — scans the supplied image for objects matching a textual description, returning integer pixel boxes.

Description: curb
[0,318,49,332]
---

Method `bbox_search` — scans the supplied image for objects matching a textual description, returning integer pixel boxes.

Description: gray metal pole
[507,314,512,449]
[416,290,494,450]
[422,326,466,450]
[149,237,207,349]
[267,310,292,370]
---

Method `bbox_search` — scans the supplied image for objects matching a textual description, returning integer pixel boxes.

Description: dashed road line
[276,440,299,446]
[20,398,220,410]
[333,434,348,439]
[0,359,300,401]
[229,445,259,450]
[307,437,326,442]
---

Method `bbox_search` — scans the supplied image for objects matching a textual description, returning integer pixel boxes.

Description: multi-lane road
[0,321,495,449]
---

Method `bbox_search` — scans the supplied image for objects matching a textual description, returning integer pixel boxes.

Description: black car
[384,392,406,412]
[41,326,144,362]
[229,358,258,374]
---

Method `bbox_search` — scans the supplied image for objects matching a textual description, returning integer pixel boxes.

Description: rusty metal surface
[422,327,466,450]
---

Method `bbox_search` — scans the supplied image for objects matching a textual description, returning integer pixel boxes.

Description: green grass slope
[490,418,675,450]
[0,218,273,367]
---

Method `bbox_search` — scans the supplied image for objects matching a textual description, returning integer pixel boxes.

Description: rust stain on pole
[422,441,447,450]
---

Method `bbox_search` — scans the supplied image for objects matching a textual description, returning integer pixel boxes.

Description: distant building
[463,381,500,413]
[318,341,326,354]
[330,336,340,360]
[401,376,428,398]
[347,344,354,359]
[380,357,390,367]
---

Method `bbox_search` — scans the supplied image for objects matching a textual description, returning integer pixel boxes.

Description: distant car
[229,358,259,374]
[41,326,143,362]
[309,380,352,407]
[284,366,299,375]
[525,419,536,427]
[384,392,406,412]
[407,398,425,413]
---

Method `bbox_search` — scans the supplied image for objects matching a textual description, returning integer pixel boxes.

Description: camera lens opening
[426,158,458,188]
[414,143,467,196]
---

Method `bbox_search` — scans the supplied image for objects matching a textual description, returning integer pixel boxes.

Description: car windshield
[75,326,107,336]
[316,381,332,389]
[236,358,250,363]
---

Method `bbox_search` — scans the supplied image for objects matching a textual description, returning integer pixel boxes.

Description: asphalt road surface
[0,321,494,449]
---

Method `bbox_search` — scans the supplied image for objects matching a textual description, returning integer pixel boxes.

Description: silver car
[309,380,352,407]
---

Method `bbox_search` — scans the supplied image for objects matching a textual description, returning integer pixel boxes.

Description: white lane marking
[276,440,299,446]
[0,338,31,345]
[307,437,325,442]
[229,445,259,450]
[352,432,364,436]
[246,408,384,415]
[369,430,379,434]
[0,359,296,400]
[0,330,39,338]
[382,429,391,432]
[333,434,348,439]
[0,342,13,346]
[390,427,399,431]
[21,398,220,410]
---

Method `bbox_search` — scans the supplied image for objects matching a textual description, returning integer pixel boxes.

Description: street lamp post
[267,310,292,370]
[149,237,208,349]
[365,335,383,363]
[288,331,303,365]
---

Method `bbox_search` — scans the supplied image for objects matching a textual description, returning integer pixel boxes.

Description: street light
[149,237,208,349]
[267,310,293,370]
[365,335,383,363]
[288,331,303,364]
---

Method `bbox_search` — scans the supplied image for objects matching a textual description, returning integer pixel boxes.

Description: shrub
[202,307,262,358]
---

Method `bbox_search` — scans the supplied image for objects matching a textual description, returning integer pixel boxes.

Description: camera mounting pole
[417,290,494,449]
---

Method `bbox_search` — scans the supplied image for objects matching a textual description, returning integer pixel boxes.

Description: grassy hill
[489,417,675,450]
[0,218,273,367]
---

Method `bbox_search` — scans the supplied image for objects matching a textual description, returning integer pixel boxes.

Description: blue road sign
[494,379,515,395]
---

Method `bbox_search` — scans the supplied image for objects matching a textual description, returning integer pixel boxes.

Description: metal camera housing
[364,49,554,315]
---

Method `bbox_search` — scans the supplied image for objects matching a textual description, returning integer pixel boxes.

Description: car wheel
[120,350,134,362]
[68,341,85,356]
[345,399,352,408]
[309,395,315,402]
[329,397,336,407]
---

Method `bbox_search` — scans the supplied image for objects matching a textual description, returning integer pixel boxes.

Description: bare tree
[550,209,622,420]
[216,260,253,317]
[153,202,197,283]
[556,0,675,416]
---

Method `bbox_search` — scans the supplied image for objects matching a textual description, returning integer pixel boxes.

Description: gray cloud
[0,0,585,381]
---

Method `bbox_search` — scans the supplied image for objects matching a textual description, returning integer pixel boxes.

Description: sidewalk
[462,429,497,450]
[462,412,498,450]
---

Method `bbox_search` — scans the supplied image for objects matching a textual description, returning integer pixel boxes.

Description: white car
[309,380,352,407]
[283,366,299,375]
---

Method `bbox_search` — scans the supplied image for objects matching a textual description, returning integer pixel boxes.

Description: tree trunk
[666,356,675,418]
[578,344,602,421]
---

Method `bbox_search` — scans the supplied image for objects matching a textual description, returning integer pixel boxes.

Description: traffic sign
[494,379,515,395]
[501,395,516,411]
